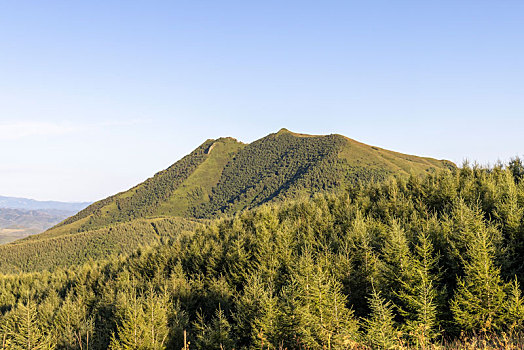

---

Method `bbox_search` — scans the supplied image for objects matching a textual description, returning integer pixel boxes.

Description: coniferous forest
[1,159,524,349]
[3,0,523,347]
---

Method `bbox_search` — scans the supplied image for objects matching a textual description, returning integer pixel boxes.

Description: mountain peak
[38,130,454,238]
[277,128,291,134]
[274,128,318,138]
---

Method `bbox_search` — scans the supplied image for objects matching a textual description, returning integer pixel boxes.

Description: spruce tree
[8,297,55,350]
[397,230,441,347]
[379,220,415,321]
[110,286,169,350]
[292,254,359,349]
[363,286,398,350]
[504,278,524,333]
[109,288,147,350]
[508,157,524,184]
[143,287,170,349]
[450,221,507,333]
[345,212,381,317]
[194,307,234,350]
[232,275,277,349]
[55,293,93,350]
[0,315,12,350]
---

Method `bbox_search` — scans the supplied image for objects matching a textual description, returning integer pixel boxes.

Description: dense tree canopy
[0,163,523,348]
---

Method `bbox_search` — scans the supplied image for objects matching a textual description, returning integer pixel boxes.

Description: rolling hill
[0,129,454,272]
[0,208,77,244]
[0,196,90,244]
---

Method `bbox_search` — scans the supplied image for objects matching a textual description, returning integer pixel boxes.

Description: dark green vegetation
[8,129,452,273]
[1,159,524,348]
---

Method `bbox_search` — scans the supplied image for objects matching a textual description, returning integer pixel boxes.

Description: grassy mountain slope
[51,138,237,233]
[2,129,454,272]
[48,129,453,234]
[192,129,454,217]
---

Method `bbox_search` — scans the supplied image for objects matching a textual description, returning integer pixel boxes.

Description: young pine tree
[450,222,507,334]
[396,230,442,347]
[232,274,277,349]
[345,212,381,317]
[504,278,524,334]
[363,286,398,350]
[8,297,55,350]
[55,293,94,350]
[193,307,234,350]
[292,253,359,349]
[379,220,416,321]
[110,286,170,350]
[109,288,147,350]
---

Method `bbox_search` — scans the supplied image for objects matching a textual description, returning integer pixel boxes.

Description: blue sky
[1,1,523,201]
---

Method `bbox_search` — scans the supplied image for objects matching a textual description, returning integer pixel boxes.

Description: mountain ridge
[0,195,90,211]
[0,129,455,272]
[43,129,454,237]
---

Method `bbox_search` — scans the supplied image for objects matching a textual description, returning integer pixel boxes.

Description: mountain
[0,195,90,211]
[0,129,454,272]
[0,196,90,244]
[0,208,77,244]
[46,129,454,235]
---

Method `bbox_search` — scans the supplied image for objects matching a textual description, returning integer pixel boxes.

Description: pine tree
[397,230,441,347]
[109,288,147,350]
[109,286,169,350]
[363,286,398,350]
[232,275,277,349]
[379,220,416,321]
[55,293,93,350]
[493,170,524,280]
[193,307,234,350]
[508,157,524,184]
[292,253,359,349]
[8,297,55,350]
[143,287,170,349]
[504,278,524,333]
[0,315,12,350]
[450,222,507,333]
[345,212,381,317]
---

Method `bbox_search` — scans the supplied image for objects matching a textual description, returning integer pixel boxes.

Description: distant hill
[0,208,77,244]
[0,196,89,244]
[0,129,454,272]
[0,195,89,211]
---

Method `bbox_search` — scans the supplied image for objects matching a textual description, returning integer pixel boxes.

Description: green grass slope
[49,137,243,235]
[37,129,455,237]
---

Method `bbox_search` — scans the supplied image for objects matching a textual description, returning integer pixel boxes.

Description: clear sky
[1,1,523,202]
